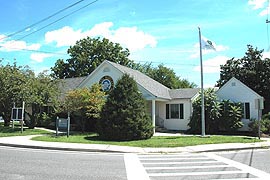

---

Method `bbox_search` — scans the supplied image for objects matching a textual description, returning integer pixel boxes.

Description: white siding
[158,99,192,131]
[216,78,263,131]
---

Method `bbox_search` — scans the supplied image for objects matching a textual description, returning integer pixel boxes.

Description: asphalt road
[1,146,270,180]
[0,146,127,180]
[217,148,270,174]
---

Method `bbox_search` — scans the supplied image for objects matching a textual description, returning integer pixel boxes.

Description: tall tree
[51,37,133,78]
[217,45,270,113]
[23,72,60,128]
[0,62,30,126]
[97,74,153,140]
[0,62,59,127]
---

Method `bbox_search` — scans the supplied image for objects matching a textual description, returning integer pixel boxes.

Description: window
[242,102,250,119]
[166,104,184,119]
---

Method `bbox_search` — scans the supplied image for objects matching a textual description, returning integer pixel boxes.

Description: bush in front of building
[188,88,243,134]
[97,74,153,141]
[249,114,270,135]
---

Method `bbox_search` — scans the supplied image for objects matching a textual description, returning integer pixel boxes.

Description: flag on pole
[201,36,216,50]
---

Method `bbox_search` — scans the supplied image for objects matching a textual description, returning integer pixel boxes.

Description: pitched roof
[106,61,172,99]
[169,88,200,99]
[58,60,199,100]
[58,76,87,100]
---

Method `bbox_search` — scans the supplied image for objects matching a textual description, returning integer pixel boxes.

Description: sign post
[56,113,70,138]
[255,98,264,139]
[11,102,25,133]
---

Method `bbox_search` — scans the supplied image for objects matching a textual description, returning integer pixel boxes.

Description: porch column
[152,99,156,134]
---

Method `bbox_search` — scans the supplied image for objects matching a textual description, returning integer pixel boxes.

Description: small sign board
[56,115,70,137]
[255,98,264,110]
[11,108,23,121]
[58,118,68,128]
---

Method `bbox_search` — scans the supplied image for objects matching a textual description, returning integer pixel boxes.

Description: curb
[192,145,270,153]
[0,141,269,154]
[0,142,125,153]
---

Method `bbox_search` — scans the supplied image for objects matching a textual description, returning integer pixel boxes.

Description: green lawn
[0,123,51,137]
[32,133,262,148]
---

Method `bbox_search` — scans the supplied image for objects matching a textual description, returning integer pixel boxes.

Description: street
[0,146,127,180]
[217,148,270,174]
[0,146,270,180]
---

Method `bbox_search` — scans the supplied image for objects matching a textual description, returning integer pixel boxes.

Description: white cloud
[0,40,40,52]
[259,7,269,16]
[0,34,6,42]
[30,53,52,63]
[193,55,229,73]
[84,22,113,37]
[248,0,269,16]
[111,27,157,51]
[45,26,82,47]
[248,0,267,10]
[45,22,157,52]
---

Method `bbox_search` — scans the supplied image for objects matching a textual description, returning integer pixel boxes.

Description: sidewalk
[0,133,269,153]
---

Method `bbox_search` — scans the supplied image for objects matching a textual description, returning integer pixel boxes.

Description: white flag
[201,36,216,50]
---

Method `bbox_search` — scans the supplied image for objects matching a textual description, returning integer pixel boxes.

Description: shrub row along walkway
[0,133,269,153]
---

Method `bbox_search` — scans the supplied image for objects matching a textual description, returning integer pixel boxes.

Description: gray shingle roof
[57,61,199,101]
[169,88,200,99]
[107,61,171,99]
[58,76,87,100]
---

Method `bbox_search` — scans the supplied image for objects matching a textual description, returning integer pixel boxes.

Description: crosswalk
[125,153,270,180]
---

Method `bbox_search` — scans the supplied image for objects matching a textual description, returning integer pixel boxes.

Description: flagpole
[198,27,205,137]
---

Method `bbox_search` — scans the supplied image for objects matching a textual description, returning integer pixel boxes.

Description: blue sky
[0,0,269,87]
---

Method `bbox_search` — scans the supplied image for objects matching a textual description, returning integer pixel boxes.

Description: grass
[31,132,262,148]
[0,122,51,137]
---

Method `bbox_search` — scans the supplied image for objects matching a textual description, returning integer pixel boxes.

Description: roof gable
[107,61,171,99]
[216,77,262,99]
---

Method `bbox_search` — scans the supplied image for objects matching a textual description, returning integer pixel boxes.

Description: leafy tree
[0,62,59,128]
[188,88,222,134]
[0,62,30,126]
[23,72,60,129]
[188,89,243,134]
[219,100,243,132]
[217,45,270,113]
[51,37,133,78]
[132,63,196,89]
[63,84,105,132]
[97,74,153,140]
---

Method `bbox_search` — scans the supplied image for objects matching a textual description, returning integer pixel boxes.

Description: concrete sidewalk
[0,134,269,153]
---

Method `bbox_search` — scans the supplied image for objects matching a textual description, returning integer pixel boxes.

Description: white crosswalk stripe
[133,153,270,180]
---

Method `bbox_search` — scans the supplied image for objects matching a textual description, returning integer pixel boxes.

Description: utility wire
[0,0,87,41]
[15,0,99,41]
[0,45,66,55]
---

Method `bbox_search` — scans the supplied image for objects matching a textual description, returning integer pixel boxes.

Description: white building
[60,61,263,132]
[61,60,199,131]
[216,77,264,131]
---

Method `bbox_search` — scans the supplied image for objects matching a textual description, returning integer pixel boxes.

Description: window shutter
[166,104,170,119]
[245,103,250,119]
[180,104,184,119]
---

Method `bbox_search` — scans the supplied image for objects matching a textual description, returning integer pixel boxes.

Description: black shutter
[180,104,184,119]
[166,104,170,119]
[245,103,250,119]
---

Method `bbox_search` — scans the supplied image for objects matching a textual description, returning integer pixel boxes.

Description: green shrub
[97,74,153,141]
[188,90,243,134]
[249,114,270,135]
